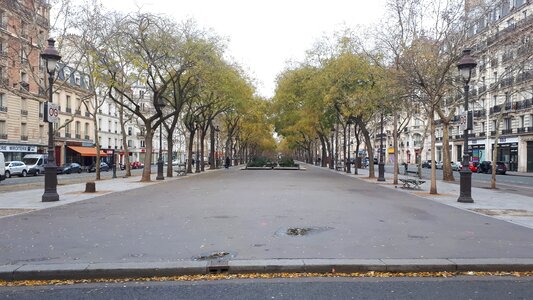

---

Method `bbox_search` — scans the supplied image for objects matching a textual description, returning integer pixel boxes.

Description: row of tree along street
[48,2,276,181]
[271,0,532,194]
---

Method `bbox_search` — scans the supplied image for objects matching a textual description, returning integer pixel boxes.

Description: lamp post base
[156,160,164,180]
[42,165,59,202]
[377,163,385,181]
[457,169,474,203]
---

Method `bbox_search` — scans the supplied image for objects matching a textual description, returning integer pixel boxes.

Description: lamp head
[40,38,61,74]
[457,49,477,82]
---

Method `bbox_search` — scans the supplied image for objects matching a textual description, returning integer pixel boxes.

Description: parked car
[477,161,507,175]
[88,162,110,172]
[0,152,5,181]
[131,161,144,169]
[435,161,443,169]
[57,163,82,174]
[469,162,478,172]
[22,154,47,176]
[451,161,462,171]
[421,160,432,168]
[4,161,28,178]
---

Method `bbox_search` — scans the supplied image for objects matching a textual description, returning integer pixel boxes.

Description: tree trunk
[187,130,195,173]
[360,123,375,178]
[200,131,206,172]
[393,113,398,185]
[442,122,454,181]
[93,96,101,180]
[319,134,327,167]
[118,100,131,177]
[429,111,437,194]
[141,127,153,182]
[166,135,173,177]
[343,124,347,172]
[210,124,216,170]
[491,119,501,189]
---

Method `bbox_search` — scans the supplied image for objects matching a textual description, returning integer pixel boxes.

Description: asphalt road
[1,277,532,300]
[0,165,532,265]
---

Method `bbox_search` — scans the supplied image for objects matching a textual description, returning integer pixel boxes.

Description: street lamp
[457,49,477,203]
[41,38,61,202]
[378,112,385,181]
[155,97,166,180]
[330,127,335,169]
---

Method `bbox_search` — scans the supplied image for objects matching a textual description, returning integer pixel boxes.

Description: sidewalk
[327,165,533,230]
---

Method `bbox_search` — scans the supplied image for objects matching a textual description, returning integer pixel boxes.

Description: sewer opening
[286,227,312,236]
[194,251,230,261]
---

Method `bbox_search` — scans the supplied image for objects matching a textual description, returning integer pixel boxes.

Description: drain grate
[194,251,230,261]
[287,227,312,236]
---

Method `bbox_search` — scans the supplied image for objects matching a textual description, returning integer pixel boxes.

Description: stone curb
[1,258,533,281]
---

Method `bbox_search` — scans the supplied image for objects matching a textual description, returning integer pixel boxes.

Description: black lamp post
[378,112,385,182]
[108,147,117,179]
[457,49,477,203]
[155,97,165,180]
[41,38,61,202]
[330,127,335,169]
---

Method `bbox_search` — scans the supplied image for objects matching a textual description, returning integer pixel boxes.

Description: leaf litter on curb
[1,271,532,287]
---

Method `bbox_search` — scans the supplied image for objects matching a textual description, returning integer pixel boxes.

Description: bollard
[85,181,96,193]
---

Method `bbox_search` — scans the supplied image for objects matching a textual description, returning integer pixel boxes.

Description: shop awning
[68,146,108,157]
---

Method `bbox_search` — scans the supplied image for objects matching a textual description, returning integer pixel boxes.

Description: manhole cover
[275,226,334,237]
[193,251,233,261]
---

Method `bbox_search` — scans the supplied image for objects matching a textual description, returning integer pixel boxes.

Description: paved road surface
[0,166,531,265]
[1,277,532,300]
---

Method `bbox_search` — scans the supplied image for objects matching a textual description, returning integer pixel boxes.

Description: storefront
[528,141,533,172]
[67,145,108,168]
[469,139,486,163]
[492,137,519,172]
[0,144,42,161]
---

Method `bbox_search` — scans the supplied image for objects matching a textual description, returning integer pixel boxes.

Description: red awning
[68,146,108,157]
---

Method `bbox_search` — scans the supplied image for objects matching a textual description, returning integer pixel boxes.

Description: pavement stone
[14,263,90,281]
[302,259,386,273]
[449,258,533,272]
[380,259,456,272]
[228,259,305,274]
[0,265,22,281]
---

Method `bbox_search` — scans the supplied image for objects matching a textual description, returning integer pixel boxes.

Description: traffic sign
[45,102,60,123]
[459,112,467,131]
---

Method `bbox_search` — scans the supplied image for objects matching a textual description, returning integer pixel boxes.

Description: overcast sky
[104,0,387,98]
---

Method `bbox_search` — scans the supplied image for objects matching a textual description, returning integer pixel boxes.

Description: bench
[175,164,187,176]
[406,170,419,176]
[399,178,426,189]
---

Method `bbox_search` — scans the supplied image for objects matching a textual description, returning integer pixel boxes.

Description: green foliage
[247,157,275,168]
[278,157,298,168]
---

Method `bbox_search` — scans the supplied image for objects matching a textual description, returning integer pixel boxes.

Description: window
[108,103,112,115]
[0,120,5,136]
[66,95,71,110]
[140,140,145,148]
[85,123,89,137]
[108,120,111,132]
[75,121,81,135]
[0,92,5,108]
[21,123,27,136]
[480,98,485,108]
[521,115,525,128]
[65,121,70,134]
[39,125,44,140]
[481,122,485,132]
[114,122,118,133]
[64,68,70,81]
[75,74,80,85]
[493,95,498,106]
[108,138,111,148]
[504,118,511,130]
[493,71,498,83]
[128,127,132,135]
[127,140,133,147]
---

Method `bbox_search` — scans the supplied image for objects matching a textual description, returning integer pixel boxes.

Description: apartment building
[52,63,98,166]
[459,0,533,172]
[0,0,50,161]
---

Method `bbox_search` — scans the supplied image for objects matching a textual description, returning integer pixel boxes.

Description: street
[1,165,532,265]
[1,276,532,300]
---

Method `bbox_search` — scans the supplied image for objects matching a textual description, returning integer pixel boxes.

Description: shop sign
[0,145,37,153]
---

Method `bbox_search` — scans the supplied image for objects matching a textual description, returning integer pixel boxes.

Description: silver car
[5,161,28,178]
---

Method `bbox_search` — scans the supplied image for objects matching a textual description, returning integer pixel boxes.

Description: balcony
[455,135,463,139]
[20,135,28,141]
[21,109,28,116]
[502,129,513,135]
[516,71,533,83]
[0,133,7,139]
[500,77,514,88]
[65,133,71,138]
[478,132,486,137]
[75,110,81,115]
[413,141,422,147]
[501,52,514,63]
[0,106,7,113]
[436,137,443,142]
[55,132,61,138]
[490,131,496,136]
[528,127,533,133]
[84,135,90,140]
[38,87,45,96]
[490,58,498,68]
[66,107,72,113]
[85,111,90,117]
[478,85,487,94]
[473,109,486,118]
[518,127,526,133]
[468,133,475,138]
[76,134,81,139]
[19,82,30,92]
[490,105,502,114]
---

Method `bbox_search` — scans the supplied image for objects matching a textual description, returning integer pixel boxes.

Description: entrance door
[527,142,533,172]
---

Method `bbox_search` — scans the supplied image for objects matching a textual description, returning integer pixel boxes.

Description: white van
[0,152,5,181]
[22,154,47,176]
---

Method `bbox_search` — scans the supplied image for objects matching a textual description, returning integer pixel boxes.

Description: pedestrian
[192,158,195,167]
[225,156,230,168]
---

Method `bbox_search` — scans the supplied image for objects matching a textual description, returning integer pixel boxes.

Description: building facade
[0,0,50,161]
